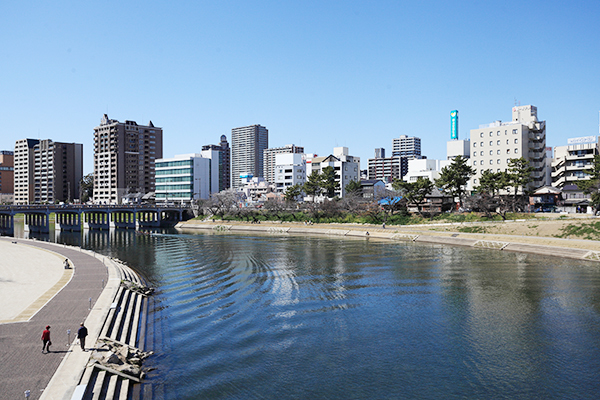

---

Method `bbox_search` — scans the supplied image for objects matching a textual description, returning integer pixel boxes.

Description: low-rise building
[274,153,306,193]
[306,147,359,197]
[551,136,599,188]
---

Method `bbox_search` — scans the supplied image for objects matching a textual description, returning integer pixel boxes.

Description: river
[15,226,600,399]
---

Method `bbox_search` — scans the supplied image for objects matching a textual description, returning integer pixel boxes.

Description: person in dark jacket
[77,323,88,351]
[41,325,51,353]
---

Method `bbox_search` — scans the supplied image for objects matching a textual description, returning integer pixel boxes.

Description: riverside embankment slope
[177,215,600,263]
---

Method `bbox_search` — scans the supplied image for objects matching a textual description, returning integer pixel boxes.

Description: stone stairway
[78,260,151,400]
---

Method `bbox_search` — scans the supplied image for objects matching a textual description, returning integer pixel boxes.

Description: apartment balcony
[565,153,595,161]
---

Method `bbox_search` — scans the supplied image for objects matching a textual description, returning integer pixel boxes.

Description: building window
[497,140,500,145]
[473,152,476,157]
[473,161,477,166]
[513,129,518,134]
[489,141,493,146]
[480,142,484,147]
[506,140,509,144]
[474,142,477,147]
[497,159,501,164]
[474,178,478,184]
[489,132,493,137]
[497,131,500,136]
[514,149,518,153]
[490,151,493,155]
[514,139,518,144]
[480,133,484,138]
[481,160,485,165]
[505,130,508,135]
[497,150,500,155]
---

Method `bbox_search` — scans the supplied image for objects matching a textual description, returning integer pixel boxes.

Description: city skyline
[1,1,599,174]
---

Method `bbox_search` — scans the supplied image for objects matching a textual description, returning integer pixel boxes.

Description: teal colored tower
[450,110,458,139]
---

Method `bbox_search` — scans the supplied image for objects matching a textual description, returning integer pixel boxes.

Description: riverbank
[177,215,600,262]
[0,238,149,400]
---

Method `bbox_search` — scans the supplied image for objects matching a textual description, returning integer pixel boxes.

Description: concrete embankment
[177,220,600,263]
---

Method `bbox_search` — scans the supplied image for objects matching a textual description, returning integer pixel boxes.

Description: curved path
[0,238,120,400]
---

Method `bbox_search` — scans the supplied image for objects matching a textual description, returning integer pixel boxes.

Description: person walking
[41,325,51,353]
[77,323,88,351]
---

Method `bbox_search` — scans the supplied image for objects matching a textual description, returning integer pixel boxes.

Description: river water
[17,227,600,399]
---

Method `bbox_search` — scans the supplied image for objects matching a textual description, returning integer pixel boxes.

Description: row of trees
[390,155,539,218]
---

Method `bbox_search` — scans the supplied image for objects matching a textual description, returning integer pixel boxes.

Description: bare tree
[207,189,241,218]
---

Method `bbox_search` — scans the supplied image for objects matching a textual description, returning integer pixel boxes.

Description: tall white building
[469,105,547,190]
[155,153,219,203]
[263,144,304,184]
[231,124,268,189]
[14,139,39,204]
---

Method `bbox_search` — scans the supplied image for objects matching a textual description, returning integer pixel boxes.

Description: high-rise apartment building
[14,139,39,204]
[14,139,83,204]
[392,135,421,158]
[263,144,304,184]
[470,105,547,190]
[33,140,83,203]
[0,151,14,198]
[231,124,268,189]
[202,135,230,191]
[93,114,163,204]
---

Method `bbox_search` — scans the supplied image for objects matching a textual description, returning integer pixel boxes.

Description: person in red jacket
[41,325,51,353]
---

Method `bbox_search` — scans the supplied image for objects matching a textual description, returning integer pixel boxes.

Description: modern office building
[552,136,599,188]
[93,114,163,204]
[469,105,547,190]
[202,134,230,191]
[263,144,304,184]
[231,124,268,189]
[392,135,421,158]
[274,153,306,193]
[306,147,359,197]
[14,139,83,204]
[155,153,218,203]
[0,151,14,201]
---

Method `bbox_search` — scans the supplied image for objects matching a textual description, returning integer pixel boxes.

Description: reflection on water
[11,223,600,399]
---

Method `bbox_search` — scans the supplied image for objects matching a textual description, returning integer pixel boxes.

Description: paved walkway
[0,238,112,400]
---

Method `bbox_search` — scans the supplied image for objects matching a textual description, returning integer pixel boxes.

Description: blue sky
[1,1,599,174]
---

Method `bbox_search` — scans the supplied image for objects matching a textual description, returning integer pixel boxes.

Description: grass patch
[457,226,488,234]
[556,221,600,240]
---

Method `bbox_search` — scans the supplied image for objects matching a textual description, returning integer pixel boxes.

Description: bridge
[0,204,192,235]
